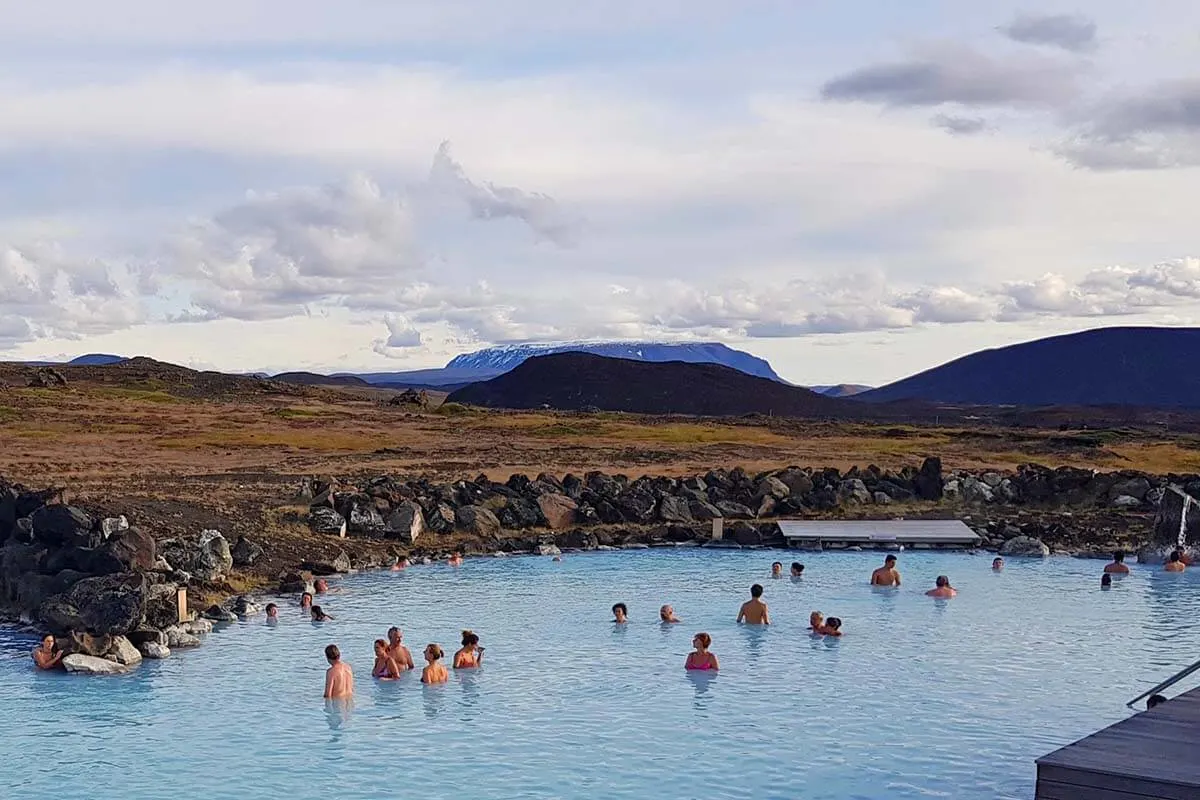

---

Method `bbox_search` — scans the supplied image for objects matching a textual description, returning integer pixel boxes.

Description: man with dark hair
[323,644,354,699]
[737,584,769,625]
[1104,550,1131,575]
[612,603,628,624]
[871,554,901,586]
[790,562,805,578]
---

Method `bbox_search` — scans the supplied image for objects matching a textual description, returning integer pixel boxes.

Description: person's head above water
[750,583,764,598]
[424,643,444,662]
[1101,573,1112,587]
[315,578,329,593]
[374,638,387,656]
[771,561,783,573]
[300,592,313,607]
[659,604,675,621]
[461,630,479,647]
[387,626,402,643]
[41,634,55,649]
[325,644,340,663]
[1113,550,1126,563]
[311,605,328,620]
[825,617,842,630]
[791,562,804,576]
[935,575,950,588]
[992,557,1004,569]
[1170,550,1183,563]
[1148,694,1167,709]
[265,603,278,617]
[884,554,897,565]
[692,632,712,650]
[809,611,823,627]
[612,602,628,621]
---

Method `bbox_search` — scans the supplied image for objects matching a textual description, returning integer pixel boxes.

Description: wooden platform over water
[777,519,981,549]
[1036,686,1200,799]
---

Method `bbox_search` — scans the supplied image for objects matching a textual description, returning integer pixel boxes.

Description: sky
[3,1,1200,385]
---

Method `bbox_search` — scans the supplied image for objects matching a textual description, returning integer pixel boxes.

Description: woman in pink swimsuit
[685,632,720,671]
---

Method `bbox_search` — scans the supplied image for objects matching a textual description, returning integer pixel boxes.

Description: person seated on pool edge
[372,639,402,679]
[790,562,805,578]
[1165,550,1187,572]
[808,611,824,634]
[32,634,63,670]
[311,605,333,622]
[685,632,719,671]
[386,627,415,670]
[1147,694,1168,709]
[925,575,957,598]
[992,557,1004,571]
[820,617,843,637]
[422,644,449,684]
[870,554,901,586]
[454,630,484,669]
[612,603,629,624]
[323,644,354,698]
[737,584,769,625]
[660,604,681,623]
[771,561,783,578]
[1104,550,1131,575]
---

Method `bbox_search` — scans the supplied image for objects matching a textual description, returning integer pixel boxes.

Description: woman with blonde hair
[421,644,449,684]
[453,630,484,669]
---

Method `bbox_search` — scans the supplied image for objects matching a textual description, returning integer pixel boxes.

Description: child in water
[422,644,449,684]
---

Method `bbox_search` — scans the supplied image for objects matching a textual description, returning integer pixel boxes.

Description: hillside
[861,327,1200,408]
[272,372,371,388]
[446,353,847,416]
[810,384,872,397]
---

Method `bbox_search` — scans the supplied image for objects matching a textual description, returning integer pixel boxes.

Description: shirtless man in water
[323,644,354,699]
[870,555,901,586]
[386,626,415,670]
[1104,550,1131,575]
[737,584,770,625]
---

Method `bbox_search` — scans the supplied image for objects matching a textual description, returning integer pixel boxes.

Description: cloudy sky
[3,1,1200,385]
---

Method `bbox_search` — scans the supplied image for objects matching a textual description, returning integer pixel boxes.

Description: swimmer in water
[612,603,628,624]
[771,562,783,578]
[265,603,278,620]
[372,639,401,679]
[808,611,824,633]
[323,644,354,699]
[1165,550,1187,572]
[820,617,843,637]
[311,605,333,622]
[385,627,414,671]
[870,554,901,586]
[685,632,719,671]
[737,584,770,625]
[390,556,409,571]
[300,592,313,610]
[31,634,63,670]
[992,557,1004,571]
[1101,573,1112,589]
[421,644,449,684]
[453,630,484,669]
[448,552,463,566]
[790,562,805,578]
[1104,550,1131,575]
[925,575,957,598]
[660,604,681,623]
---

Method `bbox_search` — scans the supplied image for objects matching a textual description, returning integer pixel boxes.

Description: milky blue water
[2,548,1199,800]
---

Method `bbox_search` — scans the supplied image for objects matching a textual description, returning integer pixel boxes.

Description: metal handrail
[1127,657,1200,708]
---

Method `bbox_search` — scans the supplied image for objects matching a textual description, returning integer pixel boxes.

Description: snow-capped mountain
[445,341,783,381]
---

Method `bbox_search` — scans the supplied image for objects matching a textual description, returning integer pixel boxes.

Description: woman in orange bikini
[684,633,720,671]
[422,643,449,684]
[453,630,484,669]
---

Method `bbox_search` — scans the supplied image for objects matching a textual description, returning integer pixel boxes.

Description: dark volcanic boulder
[425,503,456,535]
[715,500,753,520]
[384,502,425,543]
[0,485,17,541]
[499,497,544,529]
[309,507,347,536]
[615,491,656,524]
[537,494,578,530]
[230,535,265,567]
[914,457,943,501]
[302,550,351,575]
[144,582,182,629]
[39,595,85,633]
[347,506,386,537]
[30,505,95,548]
[658,496,693,524]
[65,572,147,635]
[100,526,157,571]
[455,506,502,538]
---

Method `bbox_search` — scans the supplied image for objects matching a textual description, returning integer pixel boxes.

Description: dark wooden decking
[1036,685,1200,799]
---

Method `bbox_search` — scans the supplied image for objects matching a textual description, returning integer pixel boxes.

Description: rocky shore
[3,458,1198,675]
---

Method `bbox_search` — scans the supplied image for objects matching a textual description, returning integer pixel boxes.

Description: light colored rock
[106,635,143,667]
[309,507,347,537]
[195,530,233,581]
[837,479,871,505]
[996,479,1020,503]
[183,618,213,635]
[872,492,892,505]
[138,642,170,659]
[537,494,578,530]
[537,543,562,556]
[101,515,130,539]
[998,536,1050,557]
[755,476,790,500]
[943,479,961,500]
[961,477,995,504]
[165,626,202,648]
[1110,476,1152,502]
[62,654,130,675]
[981,472,1003,488]
[1112,495,1142,508]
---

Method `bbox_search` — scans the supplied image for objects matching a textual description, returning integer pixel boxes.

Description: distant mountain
[446,353,848,417]
[445,341,784,381]
[67,353,127,366]
[335,366,501,387]
[860,327,1200,408]
[809,384,872,397]
[272,372,371,388]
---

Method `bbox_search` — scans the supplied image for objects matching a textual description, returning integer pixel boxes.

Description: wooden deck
[1036,685,1200,799]
[777,519,981,549]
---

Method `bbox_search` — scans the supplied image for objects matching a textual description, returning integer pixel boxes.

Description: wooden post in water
[176,587,188,623]
[712,518,723,540]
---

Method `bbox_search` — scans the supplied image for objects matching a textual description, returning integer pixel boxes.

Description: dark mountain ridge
[861,327,1200,408]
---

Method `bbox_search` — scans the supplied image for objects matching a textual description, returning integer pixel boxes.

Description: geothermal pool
[2,548,1199,800]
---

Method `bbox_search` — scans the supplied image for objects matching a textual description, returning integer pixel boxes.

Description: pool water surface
[2,548,1199,800]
